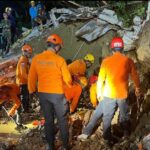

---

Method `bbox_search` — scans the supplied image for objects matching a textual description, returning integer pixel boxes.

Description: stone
[137,20,150,69]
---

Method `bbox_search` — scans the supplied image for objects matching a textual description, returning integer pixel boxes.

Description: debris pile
[8,2,150,54]
[0,57,18,83]
[0,2,150,150]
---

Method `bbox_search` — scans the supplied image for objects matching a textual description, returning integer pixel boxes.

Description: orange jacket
[0,83,21,116]
[28,50,72,94]
[16,55,30,85]
[63,82,82,113]
[90,83,97,107]
[68,59,86,77]
[97,52,140,99]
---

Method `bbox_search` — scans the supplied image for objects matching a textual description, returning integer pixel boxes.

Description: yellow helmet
[79,76,88,88]
[84,54,95,64]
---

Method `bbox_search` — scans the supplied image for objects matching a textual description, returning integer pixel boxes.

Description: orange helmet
[22,44,33,53]
[79,76,88,88]
[47,34,63,47]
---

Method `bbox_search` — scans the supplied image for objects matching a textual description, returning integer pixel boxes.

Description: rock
[82,110,93,126]
[35,101,40,107]
[143,134,150,149]
[31,103,36,109]
[137,20,150,69]
[34,106,41,113]
[28,132,34,137]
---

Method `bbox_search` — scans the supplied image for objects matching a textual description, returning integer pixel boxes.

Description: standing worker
[28,34,72,150]
[16,44,32,112]
[78,37,141,147]
[96,37,141,147]
[68,53,94,80]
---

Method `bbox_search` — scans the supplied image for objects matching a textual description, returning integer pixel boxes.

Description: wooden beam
[67,1,83,8]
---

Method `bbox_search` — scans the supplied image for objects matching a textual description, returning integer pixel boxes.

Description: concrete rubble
[4,1,149,54]
[142,133,150,149]
[0,2,150,150]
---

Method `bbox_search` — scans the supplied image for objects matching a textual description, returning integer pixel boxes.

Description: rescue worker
[0,13,11,58]
[28,34,72,150]
[96,37,140,147]
[0,82,21,124]
[68,53,94,80]
[16,44,32,112]
[64,76,88,113]
[78,37,141,146]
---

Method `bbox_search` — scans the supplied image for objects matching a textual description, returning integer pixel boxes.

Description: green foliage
[112,1,147,27]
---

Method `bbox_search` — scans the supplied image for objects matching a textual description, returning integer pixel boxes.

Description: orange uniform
[16,55,30,85]
[97,52,140,99]
[63,82,82,113]
[68,59,86,76]
[0,83,21,116]
[28,50,72,94]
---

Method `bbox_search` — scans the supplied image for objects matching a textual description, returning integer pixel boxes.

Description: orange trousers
[64,82,82,113]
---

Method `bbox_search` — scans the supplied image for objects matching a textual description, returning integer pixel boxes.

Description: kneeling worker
[0,82,21,124]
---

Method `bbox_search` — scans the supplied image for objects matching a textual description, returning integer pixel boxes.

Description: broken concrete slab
[98,9,123,26]
[75,19,119,42]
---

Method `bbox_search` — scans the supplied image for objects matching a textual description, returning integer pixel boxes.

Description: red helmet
[22,44,33,53]
[47,34,63,47]
[111,37,124,50]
